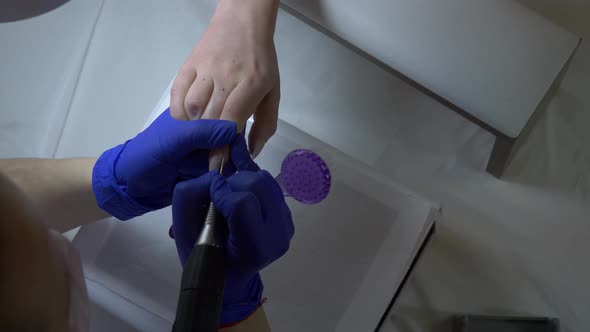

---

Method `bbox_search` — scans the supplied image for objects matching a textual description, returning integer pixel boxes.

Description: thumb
[210,173,262,226]
[209,173,236,216]
[210,173,263,250]
[173,119,237,159]
[248,85,279,159]
[231,134,260,172]
[172,173,214,266]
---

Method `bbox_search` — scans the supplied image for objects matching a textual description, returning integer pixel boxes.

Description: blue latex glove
[172,143,294,326]
[92,108,237,220]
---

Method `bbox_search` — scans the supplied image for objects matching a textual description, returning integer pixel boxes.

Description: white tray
[74,105,440,332]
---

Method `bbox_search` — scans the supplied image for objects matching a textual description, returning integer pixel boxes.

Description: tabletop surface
[282,0,580,138]
[1,0,589,331]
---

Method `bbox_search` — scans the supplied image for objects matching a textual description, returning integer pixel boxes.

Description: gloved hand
[172,146,294,326]
[92,108,237,220]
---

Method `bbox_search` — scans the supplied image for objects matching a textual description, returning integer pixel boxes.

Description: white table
[2,0,590,330]
[280,0,581,177]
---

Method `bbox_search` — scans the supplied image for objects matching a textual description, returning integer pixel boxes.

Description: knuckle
[242,74,262,89]
[284,210,295,239]
[184,98,203,115]
[254,68,272,83]
[173,180,192,197]
[249,172,268,191]
[251,60,271,79]
[244,69,272,90]
[256,170,283,197]
[224,60,242,75]
[170,86,182,98]
[225,192,257,218]
[277,219,295,257]
[170,81,187,99]
[232,192,256,209]
[218,62,242,86]
[266,240,289,264]
[288,224,295,241]
[254,246,269,264]
[259,69,274,84]
[260,170,281,189]
[278,243,290,258]
[236,171,266,192]
[169,106,184,119]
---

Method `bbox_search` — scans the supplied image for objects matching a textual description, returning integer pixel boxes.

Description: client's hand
[172,152,294,326]
[92,108,237,220]
[170,0,281,158]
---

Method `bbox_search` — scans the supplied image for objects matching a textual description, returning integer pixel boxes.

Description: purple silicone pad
[169,148,332,239]
[276,149,331,204]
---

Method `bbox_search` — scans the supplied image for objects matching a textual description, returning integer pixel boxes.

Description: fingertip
[219,82,260,131]
[183,120,237,152]
[251,142,264,159]
[251,88,279,144]
[172,173,213,202]
[249,85,279,157]
[209,119,237,132]
[248,122,274,159]
[201,170,216,183]
[172,174,215,265]
[170,105,188,120]
[222,161,236,177]
[170,69,197,120]
[210,120,238,145]
[200,83,233,121]
[231,134,260,171]
[257,169,289,206]
[209,168,221,179]
[209,172,233,204]
[257,169,275,181]
[223,191,262,228]
[184,77,214,120]
[208,146,229,171]
[220,110,248,135]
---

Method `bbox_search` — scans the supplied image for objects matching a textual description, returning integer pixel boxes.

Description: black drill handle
[172,244,226,332]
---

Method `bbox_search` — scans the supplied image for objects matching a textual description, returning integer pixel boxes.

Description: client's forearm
[0,158,109,232]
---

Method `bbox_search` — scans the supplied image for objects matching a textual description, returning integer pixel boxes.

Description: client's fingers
[170,68,197,120]
[184,76,214,120]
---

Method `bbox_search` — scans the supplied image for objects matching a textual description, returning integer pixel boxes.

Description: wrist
[217,0,279,13]
[220,273,264,326]
[92,143,154,220]
[214,0,279,37]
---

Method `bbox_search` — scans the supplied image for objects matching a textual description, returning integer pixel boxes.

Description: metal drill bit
[196,159,224,247]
